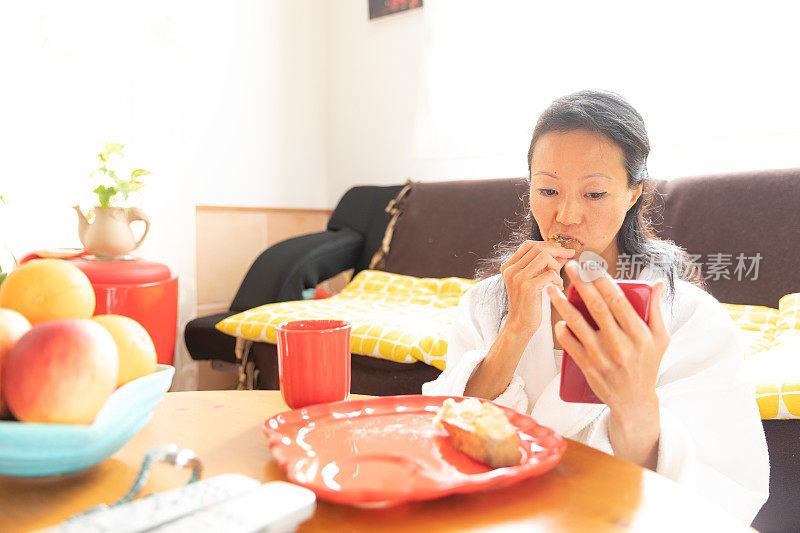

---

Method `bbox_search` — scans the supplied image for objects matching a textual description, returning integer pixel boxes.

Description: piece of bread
[548,235,582,252]
[434,398,522,468]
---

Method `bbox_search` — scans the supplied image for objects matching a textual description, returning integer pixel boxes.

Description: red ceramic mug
[276,320,351,409]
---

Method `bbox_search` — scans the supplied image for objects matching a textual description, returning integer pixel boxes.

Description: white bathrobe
[422,267,770,525]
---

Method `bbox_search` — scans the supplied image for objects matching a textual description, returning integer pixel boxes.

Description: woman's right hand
[500,240,575,338]
[465,240,575,400]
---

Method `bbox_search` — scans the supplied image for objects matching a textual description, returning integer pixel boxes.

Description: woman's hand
[545,260,669,469]
[465,240,574,400]
[501,240,575,339]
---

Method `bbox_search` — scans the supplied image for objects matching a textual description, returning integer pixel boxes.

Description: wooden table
[0,391,750,532]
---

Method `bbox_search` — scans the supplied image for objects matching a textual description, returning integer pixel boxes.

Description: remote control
[149,481,316,533]
[44,473,272,532]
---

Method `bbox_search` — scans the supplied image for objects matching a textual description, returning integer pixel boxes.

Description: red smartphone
[559,281,653,404]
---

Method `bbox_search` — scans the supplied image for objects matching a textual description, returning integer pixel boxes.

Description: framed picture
[369,0,423,20]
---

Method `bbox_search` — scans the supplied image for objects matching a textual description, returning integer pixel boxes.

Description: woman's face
[529,129,642,272]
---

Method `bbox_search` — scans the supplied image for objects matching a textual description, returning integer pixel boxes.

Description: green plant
[90,143,152,209]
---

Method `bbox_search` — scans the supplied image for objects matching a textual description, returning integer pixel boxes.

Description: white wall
[326,0,800,206]
[326,1,428,206]
[189,1,329,209]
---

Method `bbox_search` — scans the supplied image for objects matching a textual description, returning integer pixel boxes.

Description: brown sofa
[186,168,799,531]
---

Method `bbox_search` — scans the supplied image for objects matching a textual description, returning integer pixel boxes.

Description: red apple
[0,308,32,418]
[2,319,119,424]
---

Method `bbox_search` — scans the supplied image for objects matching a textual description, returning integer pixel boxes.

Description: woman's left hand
[545,260,670,413]
[546,259,669,469]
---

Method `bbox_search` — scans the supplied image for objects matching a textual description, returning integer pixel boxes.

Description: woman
[422,90,769,524]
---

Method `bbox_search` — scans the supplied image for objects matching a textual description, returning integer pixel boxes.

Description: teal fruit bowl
[0,364,174,477]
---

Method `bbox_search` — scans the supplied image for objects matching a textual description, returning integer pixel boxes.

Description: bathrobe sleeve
[582,282,770,525]
[421,278,529,413]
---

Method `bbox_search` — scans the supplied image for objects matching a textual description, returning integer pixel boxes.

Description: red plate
[263,395,566,505]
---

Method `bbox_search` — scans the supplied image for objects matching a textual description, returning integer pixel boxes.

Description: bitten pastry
[434,398,522,468]
[548,235,582,252]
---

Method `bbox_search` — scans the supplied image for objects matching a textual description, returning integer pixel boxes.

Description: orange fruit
[0,260,95,325]
[92,314,157,386]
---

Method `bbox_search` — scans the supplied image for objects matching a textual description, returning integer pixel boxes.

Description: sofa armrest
[184,311,238,362]
[230,227,364,312]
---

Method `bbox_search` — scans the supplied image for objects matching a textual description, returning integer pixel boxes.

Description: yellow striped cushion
[727,294,800,420]
[720,303,778,359]
[776,293,800,337]
[215,270,476,370]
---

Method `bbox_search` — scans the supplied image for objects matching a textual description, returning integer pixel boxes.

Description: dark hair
[476,89,705,313]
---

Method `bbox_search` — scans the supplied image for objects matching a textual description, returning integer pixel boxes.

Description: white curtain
[0,1,199,390]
